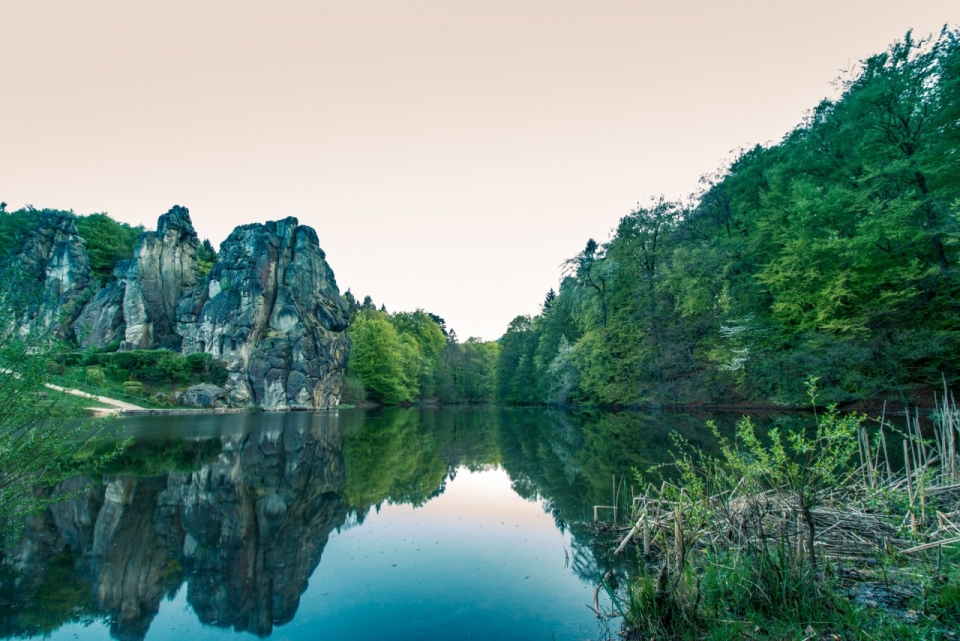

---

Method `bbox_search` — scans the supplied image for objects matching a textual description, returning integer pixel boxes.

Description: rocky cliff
[1,416,347,640]
[69,208,350,409]
[13,211,92,340]
[73,260,129,347]
[176,218,350,409]
[121,206,199,350]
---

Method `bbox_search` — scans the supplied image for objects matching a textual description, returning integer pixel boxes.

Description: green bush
[86,350,228,387]
[74,213,143,284]
[85,367,105,386]
[45,361,66,376]
[185,352,229,386]
[122,381,144,397]
[341,375,367,404]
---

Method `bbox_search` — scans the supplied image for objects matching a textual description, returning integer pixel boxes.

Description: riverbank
[598,390,960,640]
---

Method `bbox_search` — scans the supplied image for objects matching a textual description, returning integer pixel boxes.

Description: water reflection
[0,407,810,640]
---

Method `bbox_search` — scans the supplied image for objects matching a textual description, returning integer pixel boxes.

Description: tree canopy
[496,30,960,406]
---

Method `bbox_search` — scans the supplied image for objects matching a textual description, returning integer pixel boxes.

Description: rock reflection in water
[0,407,811,641]
[2,412,345,640]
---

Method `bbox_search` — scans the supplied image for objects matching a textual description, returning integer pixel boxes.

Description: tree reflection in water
[0,407,808,640]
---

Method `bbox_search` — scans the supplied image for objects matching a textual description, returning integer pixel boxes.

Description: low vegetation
[598,381,960,639]
[0,268,121,543]
[51,349,228,407]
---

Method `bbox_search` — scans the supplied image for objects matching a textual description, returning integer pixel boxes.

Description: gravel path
[44,383,146,411]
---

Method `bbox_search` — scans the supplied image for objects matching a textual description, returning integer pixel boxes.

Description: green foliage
[85,350,227,387]
[184,352,228,386]
[496,30,960,407]
[74,213,142,283]
[346,307,497,405]
[196,238,218,277]
[712,380,862,565]
[347,311,414,404]
[622,390,959,640]
[84,366,105,386]
[0,207,40,259]
[0,266,121,545]
[123,381,144,396]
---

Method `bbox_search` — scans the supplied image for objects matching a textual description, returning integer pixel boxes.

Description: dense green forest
[342,292,499,405]
[496,31,960,407]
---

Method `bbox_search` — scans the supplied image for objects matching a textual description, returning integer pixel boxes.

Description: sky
[2,1,959,340]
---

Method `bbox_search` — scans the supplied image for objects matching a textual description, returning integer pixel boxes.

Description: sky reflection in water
[2,408,806,641]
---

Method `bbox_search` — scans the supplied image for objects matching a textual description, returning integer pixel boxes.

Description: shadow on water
[0,407,816,640]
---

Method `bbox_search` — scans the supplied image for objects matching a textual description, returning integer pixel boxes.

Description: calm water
[0,407,810,641]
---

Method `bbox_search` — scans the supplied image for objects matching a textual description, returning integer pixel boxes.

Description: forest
[341,293,499,405]
[497,30,960,407]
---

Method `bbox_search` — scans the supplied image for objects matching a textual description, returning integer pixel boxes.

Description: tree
[564,239,612,328]
[0,267,120,543]
[347,311,413,404]
[196,238,218,277]
[74,213,143,283]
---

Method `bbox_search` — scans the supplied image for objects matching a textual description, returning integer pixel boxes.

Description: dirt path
[44,383,146,411]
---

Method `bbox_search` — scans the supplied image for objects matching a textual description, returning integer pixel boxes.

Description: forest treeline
[341,292,499,405]
[497,31,960,406]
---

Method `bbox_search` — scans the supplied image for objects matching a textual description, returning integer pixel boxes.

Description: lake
[0,407,811,641]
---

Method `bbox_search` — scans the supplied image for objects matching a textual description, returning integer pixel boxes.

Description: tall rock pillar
[122,206,199,350]
[177,218,350,409]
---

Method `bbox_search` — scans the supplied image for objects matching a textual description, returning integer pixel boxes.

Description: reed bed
[594,381,960,639]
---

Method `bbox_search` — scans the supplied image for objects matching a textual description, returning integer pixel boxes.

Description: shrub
[185,352,229,386]
[341,375,367,404]
[45,361,66,376]
[122,381,144,397]
[85,367,105,386]
[113,368,129,382]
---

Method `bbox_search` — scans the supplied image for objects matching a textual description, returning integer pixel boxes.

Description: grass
[601,379,960,640]
[48,366,182,409]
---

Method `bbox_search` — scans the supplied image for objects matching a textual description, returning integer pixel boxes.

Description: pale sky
[2,1,958,340]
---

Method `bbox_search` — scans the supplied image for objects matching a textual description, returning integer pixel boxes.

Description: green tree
[74,213,143,283]
[0,267,120,543]
[196,238,218,277]
[347,311,413,404]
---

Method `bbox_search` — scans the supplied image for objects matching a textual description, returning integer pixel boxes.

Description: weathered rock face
[177,218,350,409]
[178,383,227,408]
[122,206,199,350]
[1,416,346,640]
[14,211,92,340]
[73,260,129,348]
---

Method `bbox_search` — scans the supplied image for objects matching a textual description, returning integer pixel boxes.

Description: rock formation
[73,260,129,347]
[73,206,199,351]
[121,205,199,350]
[176,218,350,409]
[69,208,350,410]
[13,211,92,340]
[1,415,347,640]
[178,383,227,408]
